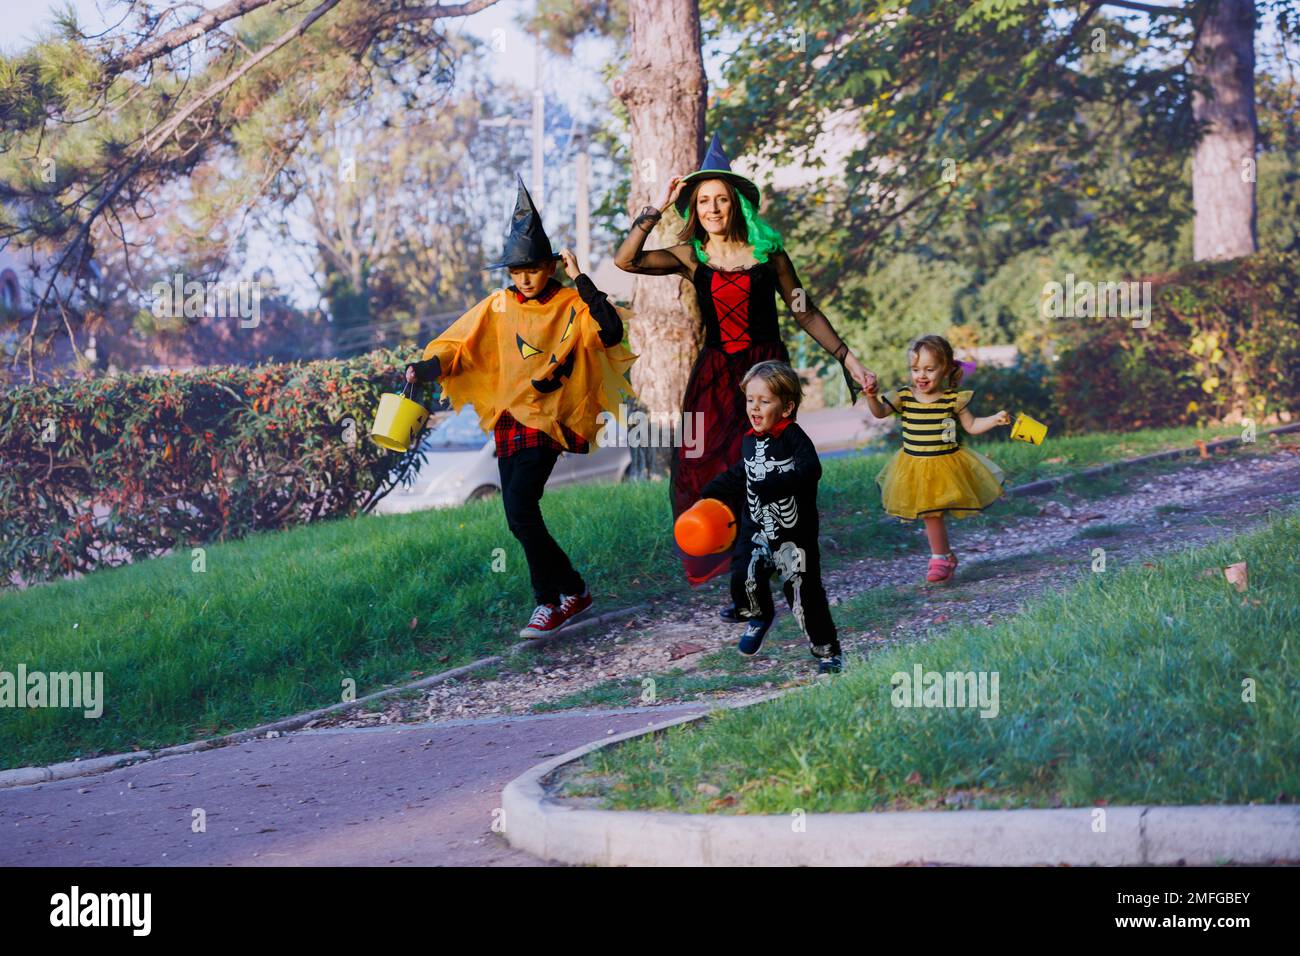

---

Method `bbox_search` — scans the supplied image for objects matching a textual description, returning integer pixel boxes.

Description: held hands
[843,352,876,395]
[560,248,581,280]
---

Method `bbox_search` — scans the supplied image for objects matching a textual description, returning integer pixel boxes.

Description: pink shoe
[926,554,957,584]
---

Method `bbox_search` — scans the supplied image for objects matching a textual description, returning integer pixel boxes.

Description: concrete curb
[0,603,648,790]
[501,708,1300,866]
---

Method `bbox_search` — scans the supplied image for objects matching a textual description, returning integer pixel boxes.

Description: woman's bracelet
[633,205,662,229]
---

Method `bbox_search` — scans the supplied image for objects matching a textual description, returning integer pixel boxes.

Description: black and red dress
[615,214,854,585]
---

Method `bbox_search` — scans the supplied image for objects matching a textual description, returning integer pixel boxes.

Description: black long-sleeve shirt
[701,420,824,551]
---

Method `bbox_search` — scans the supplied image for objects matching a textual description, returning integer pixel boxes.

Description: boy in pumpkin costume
[405,176,637,638]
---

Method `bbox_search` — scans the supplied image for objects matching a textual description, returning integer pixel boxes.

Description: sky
[5,1,1289,309]
[5,0,647,307]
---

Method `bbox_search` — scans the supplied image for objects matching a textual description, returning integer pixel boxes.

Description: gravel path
[311,437,1300,724]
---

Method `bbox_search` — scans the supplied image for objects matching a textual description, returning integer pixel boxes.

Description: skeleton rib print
[745,436,799,537]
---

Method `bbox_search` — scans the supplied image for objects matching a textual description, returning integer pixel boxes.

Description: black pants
[498,446,585,606]
[730,531,840,657]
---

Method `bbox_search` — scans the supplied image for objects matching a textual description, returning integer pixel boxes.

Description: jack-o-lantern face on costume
[420,286,637,451]
[517,306,578,394]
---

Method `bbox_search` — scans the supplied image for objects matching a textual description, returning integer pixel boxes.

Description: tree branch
[109,0,279,74]
[141,0,342,155]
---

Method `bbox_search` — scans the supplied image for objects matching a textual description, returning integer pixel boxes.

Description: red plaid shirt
[494,409,590,458]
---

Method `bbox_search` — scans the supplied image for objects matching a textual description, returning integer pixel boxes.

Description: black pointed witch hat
[674,133,762,216]
[484,174,563,271]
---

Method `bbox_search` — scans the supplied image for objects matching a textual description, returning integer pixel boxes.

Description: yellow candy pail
[1010,412,1048,445]
[370,381,430,452]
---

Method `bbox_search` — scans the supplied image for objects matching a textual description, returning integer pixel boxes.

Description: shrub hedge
[1,350,438,586]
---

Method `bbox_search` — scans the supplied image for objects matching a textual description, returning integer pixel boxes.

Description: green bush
[1053,251,1300,433]
[960,359,1055,442]
[0,350,436,586]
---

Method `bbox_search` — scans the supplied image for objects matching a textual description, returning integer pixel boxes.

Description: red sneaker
[557,589,593,625]
[519,603,563,639]
[926,554,957,584]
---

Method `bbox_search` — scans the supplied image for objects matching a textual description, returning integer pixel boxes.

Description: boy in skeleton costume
[700,361,842,674]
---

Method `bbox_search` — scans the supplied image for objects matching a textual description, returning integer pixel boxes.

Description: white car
[373,404,632,513]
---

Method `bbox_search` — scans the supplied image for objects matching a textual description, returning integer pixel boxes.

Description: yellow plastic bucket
[369,381,430,452]
[1010,412,1048,445]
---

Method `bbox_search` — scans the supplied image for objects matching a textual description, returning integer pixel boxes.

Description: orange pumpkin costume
[419,283,636,449]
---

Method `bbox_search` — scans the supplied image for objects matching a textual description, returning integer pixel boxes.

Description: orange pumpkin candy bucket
[674,498,738,557]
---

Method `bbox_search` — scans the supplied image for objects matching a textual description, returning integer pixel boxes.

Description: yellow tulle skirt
[876,446,1006,520]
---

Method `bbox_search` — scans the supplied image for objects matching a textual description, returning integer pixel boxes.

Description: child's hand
[560,248,581,279]
[993,410,1012,426]
[865,374,879,398]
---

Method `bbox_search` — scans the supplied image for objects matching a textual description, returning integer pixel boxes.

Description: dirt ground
[308,435,1300,730]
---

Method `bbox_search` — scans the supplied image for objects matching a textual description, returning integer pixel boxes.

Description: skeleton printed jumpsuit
[701,418,841,658]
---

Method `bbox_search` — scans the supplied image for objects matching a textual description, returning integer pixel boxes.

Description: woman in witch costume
[615,134,875,614]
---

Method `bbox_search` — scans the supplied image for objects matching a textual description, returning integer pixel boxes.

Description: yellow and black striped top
[883,386,973,457]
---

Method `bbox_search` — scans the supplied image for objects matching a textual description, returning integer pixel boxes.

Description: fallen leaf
[1195,439,1209,459]
[933,615,948,624]
[1199,568,1219,578]
[709,795,738,809]
[905,771,922,786]
[1043,456,1066,465]
[696,783,721,796]
[1224,562,1248,592]
[667,641,706,660]
[409,617,418,630]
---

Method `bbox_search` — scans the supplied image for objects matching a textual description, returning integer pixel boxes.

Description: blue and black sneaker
[719,604,744,624]
[816,655,843,675]
[738,617,774,655]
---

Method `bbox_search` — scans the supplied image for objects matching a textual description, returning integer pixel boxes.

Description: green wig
[693,191,784,265]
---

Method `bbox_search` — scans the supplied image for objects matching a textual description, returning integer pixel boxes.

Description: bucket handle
[400,376,436,406]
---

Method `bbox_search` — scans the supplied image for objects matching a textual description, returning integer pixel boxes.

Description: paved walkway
[0,704,707,866]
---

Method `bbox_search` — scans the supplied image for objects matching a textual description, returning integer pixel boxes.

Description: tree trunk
[1190,0,1257,261]
[613,0,707,480]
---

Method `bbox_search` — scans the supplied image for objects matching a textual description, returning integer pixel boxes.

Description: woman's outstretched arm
[771,250,850,360]
[772,250,874,399]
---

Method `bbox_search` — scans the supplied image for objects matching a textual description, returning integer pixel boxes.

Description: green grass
[570,511,1300,812]
[0,421,1258,769]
